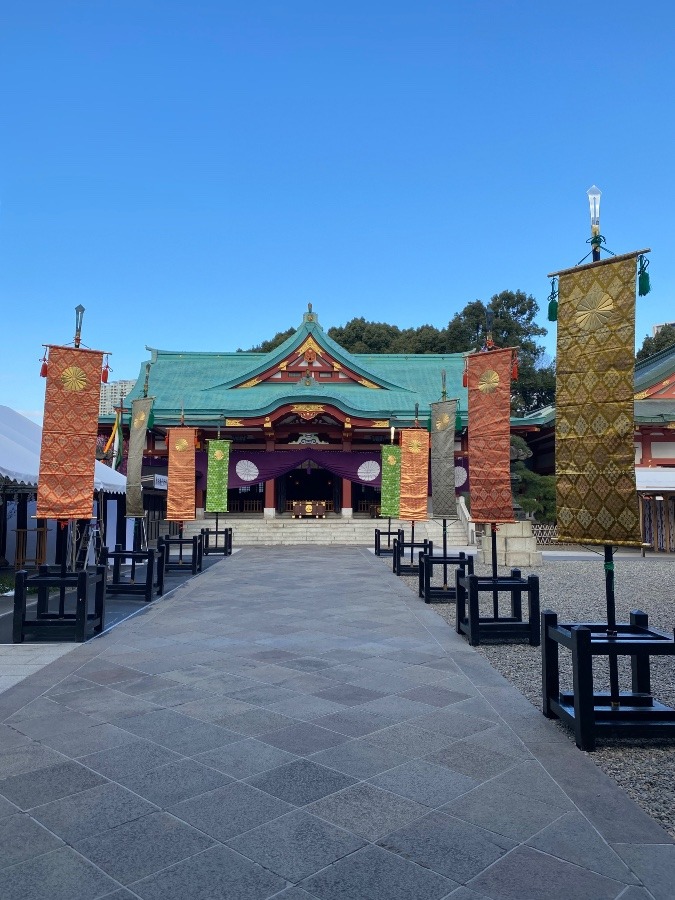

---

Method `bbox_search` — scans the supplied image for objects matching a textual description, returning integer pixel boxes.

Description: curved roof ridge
[202,315,410,392]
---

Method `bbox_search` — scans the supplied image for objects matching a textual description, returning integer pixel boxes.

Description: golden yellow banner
[400,428,429,520]
[36,346,103,520]
[555,254,642,546]
[166,427,196,521]
[467,347,515,524]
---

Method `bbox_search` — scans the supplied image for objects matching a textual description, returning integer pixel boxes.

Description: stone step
[181,517,469,546]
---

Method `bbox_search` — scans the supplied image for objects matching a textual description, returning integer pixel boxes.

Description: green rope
[576,235,616,267]
[604,561,614,572]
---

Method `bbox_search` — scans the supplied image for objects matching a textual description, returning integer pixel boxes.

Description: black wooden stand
[541,609,675,751]
[13,565,106,643]
[419,552,474,603]
[455,568,540,646]
[374,526,402,557]
[201,527,232,556]
[393,537,432,576]
[100,544,164,601]
[158,534,203,575]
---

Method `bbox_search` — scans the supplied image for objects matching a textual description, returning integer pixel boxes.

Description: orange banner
[400,428,430,520]
[166,428,196,521]
[467,347,515,524]
[36,346,104,520]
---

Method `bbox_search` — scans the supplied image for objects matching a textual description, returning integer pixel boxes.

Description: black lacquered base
[542,610,675,751]
[455,569,540,646]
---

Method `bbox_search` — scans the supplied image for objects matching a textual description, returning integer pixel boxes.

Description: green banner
[206,439,231,512]
[380,445,401,517]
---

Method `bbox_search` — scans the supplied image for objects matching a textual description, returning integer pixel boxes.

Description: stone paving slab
[0,545,673,899]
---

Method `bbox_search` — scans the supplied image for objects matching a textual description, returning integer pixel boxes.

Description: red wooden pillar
[341,478,352,517]
[264,479,275,510]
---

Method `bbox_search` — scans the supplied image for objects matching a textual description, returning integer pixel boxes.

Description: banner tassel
[638,255,651,296]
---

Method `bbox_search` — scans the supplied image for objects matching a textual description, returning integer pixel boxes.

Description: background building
[99,379,136,416]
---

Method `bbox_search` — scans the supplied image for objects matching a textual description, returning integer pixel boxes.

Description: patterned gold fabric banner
[430,399,458,519]
[206,440,231,512]
[400,428,429,521]
[36,346,103,520]
[126,398,153,518]
[555,254,642,546]
[166,427,196,521]
[467,348,515,524]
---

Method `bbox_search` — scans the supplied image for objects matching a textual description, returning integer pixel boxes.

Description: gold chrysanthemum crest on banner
[477,369,500,394]
[213,449,225,461]
[133,410,147,429]
[575,284,614,331]
[60,366,88,392]
[174,437,189,452]
[434,412,451,431]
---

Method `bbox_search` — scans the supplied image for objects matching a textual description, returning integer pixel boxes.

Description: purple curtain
[193,449,464,492]
[196,449,384,488]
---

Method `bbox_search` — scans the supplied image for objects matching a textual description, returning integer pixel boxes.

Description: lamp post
[587,185,601,262]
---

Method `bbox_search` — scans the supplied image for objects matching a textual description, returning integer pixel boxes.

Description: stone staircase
[182,515,469,547]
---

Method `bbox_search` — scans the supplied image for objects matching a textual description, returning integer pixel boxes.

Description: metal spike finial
[74,305,85,348]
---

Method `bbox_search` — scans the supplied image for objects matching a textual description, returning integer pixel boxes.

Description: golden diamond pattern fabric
[126,397,153,517]
[430,399,458,519]
[36,346,104,520]
[467,348,515,524]
[555,255,641,546]
[400,428,429,521]
[166,427,196,521]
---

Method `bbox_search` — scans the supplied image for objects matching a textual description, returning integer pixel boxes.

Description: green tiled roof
[634,342,675,392]
[121,312,468,426]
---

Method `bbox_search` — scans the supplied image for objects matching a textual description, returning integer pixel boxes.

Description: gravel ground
[388,551,675,839]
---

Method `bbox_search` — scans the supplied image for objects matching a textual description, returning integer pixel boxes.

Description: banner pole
[491,523,499,618]
[604,544,621,708]
[442,518,448,589]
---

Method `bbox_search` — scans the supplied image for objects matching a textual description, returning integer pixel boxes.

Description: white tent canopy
[635,467,675,493]
[0,405,126,494]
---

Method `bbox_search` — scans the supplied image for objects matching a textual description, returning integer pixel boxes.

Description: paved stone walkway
[1,546,673,900]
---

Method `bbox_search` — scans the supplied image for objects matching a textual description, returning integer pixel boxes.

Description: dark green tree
[241,328,295,353]
[510,436,556,522]
[240,290,555,413]
[636,325,675,362]
[327,318,406,354]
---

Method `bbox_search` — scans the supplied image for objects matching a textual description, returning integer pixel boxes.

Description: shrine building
[108,306,481,519]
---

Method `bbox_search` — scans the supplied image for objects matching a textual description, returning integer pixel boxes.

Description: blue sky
[1,1,673,421]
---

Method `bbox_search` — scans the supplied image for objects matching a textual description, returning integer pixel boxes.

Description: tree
[240,289,555,413]
[510,436,556,522]
[636,325,675,362]
[241,328,295,353]
[445,291,554,414]
[327,318,407,354]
